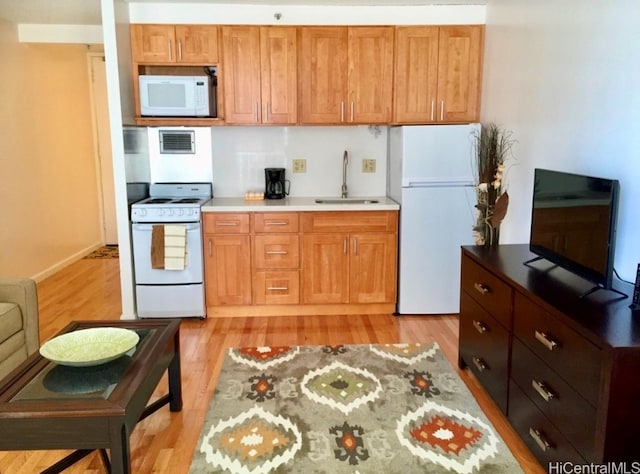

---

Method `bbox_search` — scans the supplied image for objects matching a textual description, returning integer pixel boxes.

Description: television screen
[529,168,619,290]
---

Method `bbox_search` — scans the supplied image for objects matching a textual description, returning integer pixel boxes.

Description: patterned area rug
[83,245,119,259]
[189,343,522,474]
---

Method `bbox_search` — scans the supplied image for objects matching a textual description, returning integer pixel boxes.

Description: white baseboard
[31,243,104,282]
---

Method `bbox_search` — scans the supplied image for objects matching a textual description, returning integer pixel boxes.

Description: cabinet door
[393,26,439,123]
[221,26,262,124]
[348,27,394,124]
[302,233,349,304]
[205,235,252,305]
[260,26,297,124]
[131,24,176,63]
[175,25,219,63]
[349,232,397,303]
[436,26,484,123]
[299,27,348,124]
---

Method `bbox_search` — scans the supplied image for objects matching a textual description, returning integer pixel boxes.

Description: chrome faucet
[341,150,349,198]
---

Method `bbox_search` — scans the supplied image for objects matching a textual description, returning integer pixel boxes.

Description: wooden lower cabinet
[204,210,398,316]
[204,234,252,305]
[458,244,640,466]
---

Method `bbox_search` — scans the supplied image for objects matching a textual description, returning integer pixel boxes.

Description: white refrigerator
[388,124,480,314]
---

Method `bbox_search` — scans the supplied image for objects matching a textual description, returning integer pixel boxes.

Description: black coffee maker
[265,168,290,199]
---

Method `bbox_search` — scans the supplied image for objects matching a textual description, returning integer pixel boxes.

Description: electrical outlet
[362,159,376,173]
[292,159,307,173]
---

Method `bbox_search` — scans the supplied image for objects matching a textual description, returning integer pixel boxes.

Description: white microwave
[139,75,214,117]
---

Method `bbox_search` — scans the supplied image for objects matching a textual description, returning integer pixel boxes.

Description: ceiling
[0,0,487,25]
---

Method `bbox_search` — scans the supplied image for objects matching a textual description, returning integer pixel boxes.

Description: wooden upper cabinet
[221,26,262,124]
[260,27,298,124]
[437,26,484,123]
[222,26,297,124]
[299,27,348,124]
[348,27,394,124]
[300,26,392,125]
[131,24,219,64]
[394,25,484,124]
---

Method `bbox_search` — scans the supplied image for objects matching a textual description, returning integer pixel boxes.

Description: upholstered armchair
[0,279,39,381]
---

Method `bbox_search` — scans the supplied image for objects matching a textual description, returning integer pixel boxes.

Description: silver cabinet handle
[440,100,445,121]
[265,102,269,122]
[255,102,260,123]
[266,250,287,255]
[430,100,435,121]
[532,379,556,402]
[350,101,354,122]
[208,239,212,257]
[168,39,173,61]
[353,237,358,256]
[267,286,288,291]
[343,237,348,254]
[473,282,490,295]
[535,330,559,351]
[265,221,288,226]
[216,222,238,226]
[529,428,552,452]
[341,101,345,122]
[472,356,487,372]
[473,320,488,334]
[178,40,182,60]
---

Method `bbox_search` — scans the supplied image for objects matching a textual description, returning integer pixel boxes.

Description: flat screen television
[528,168,621,295]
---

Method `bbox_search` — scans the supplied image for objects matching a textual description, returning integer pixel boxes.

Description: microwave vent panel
[159,130,195,154]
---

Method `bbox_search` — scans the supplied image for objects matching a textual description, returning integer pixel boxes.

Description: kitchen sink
[315,199,380,204]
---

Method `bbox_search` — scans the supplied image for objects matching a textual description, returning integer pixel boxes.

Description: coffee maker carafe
[265,168,290,199]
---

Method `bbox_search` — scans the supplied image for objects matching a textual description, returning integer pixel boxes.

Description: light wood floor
[0,257,544,473]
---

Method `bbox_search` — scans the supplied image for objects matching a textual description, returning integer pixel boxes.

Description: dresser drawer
[459,293,510,413]
[203,213,250,234]
[253,235,299,269]
[514,293,602,406]
[461,255,513,329]
[508,380,585,465]
[253,213,299,233]
[253,271,299,304]
[511,339,596,460]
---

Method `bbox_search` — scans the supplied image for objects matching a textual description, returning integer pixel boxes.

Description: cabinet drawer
[461,255,512,329]
[253,235,299,269]
[511,339,596,460]
[508,380,585,465]
[301,211,398,233]
[203,213,250,234]
[459,293,510,413]
[253,213,299,233]
[253,271,299,304]
[514,293,601,406]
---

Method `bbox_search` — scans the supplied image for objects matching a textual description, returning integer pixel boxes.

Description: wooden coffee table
[0,319,182,474]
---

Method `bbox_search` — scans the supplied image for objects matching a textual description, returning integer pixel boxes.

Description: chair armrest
[0,279,39,355]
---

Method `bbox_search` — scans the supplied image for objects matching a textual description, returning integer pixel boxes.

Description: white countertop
[201,196,399,212]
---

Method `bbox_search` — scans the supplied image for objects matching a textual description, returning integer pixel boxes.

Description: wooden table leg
[168,331,183,412]
[108,423,131,474]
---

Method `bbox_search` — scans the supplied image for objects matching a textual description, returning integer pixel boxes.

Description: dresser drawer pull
[267,286,288,291]
[265,221,288,226]
[473,282,490,295]
[532,379,556,402]
[266,250,288,255]
[535,330,559,351]
[529,428,552,452]
[473,320,488,334]
[472,356,488,372]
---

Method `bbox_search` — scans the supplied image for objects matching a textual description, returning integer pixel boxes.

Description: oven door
[132,222,203,284]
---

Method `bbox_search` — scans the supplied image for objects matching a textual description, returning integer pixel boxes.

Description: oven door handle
[132,223,201,232]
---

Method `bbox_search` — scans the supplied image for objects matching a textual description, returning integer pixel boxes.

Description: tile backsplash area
[210,125,388,197]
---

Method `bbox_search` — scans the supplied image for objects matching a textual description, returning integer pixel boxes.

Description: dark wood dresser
[458,244,640,466]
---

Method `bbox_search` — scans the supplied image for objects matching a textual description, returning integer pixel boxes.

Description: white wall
[210,126,387,197]
[482,0,640,281]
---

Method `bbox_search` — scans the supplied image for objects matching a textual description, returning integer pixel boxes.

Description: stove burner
[174,198,202,204]
[145,198,172,204]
